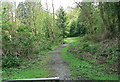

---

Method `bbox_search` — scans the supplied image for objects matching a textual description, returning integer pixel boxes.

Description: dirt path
[49,38,73,80]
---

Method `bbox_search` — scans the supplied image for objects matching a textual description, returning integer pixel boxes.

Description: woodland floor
[48,38,73,80]
[3,37,118,81]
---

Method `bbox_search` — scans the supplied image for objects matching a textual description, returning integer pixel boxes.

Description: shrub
[3,55,21,68]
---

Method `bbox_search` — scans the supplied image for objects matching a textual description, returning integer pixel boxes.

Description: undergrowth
[61,37,119,80]
[2,44,59,81]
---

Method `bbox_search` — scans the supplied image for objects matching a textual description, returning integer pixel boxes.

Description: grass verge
[61,37,119,80]
[2,44,60,81]
[63,38,71,43]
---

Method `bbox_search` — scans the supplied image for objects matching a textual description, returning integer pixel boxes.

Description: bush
[82,34,92,41]
[69,20,87,37]
[82,43,91,52]
[81,42,98,54]
[3,55,21,68]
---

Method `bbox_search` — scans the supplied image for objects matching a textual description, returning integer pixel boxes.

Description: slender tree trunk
[46,0,48,10]
[99,2,108,31]
[14,2,17,35]
[32,3,37,36]
[51,0,55,42]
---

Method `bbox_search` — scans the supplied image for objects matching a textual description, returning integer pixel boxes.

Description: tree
[2,1,63,68]
[69,15,86,37]
[74,2,119,39]
[56,7,67,38]
[69,20,77,37]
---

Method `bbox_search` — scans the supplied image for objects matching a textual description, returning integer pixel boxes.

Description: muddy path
[49,38,73,80]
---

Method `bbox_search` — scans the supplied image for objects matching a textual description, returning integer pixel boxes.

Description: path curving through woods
[49,38,73,80]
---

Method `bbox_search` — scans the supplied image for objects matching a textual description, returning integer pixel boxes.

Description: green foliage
[71,2,120,41]
[61,37,118,80]
[82,42,89,49]
[3,56,21,68]
[81,42,98,54]
[2,1,63,69]
[56,7,67,38]
[69,20,77,37]
[69,15,87,37]
[2,52,53,81]
[2,1,120,80]
[63,39,71,44]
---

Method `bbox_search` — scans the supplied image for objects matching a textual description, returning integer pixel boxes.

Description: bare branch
[73,0,83,9]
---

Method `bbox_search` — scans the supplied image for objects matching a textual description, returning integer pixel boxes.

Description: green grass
[2,44,60,81]
[3,68,50,80]
[2,53,52,81]
[3,37,119,80]
[64,39,71,43]
[61,37,119,80]
[63,37,79,43]
[0,69,2,82]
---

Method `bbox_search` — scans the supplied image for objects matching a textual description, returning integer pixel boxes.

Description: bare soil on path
[49,38,73,80]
